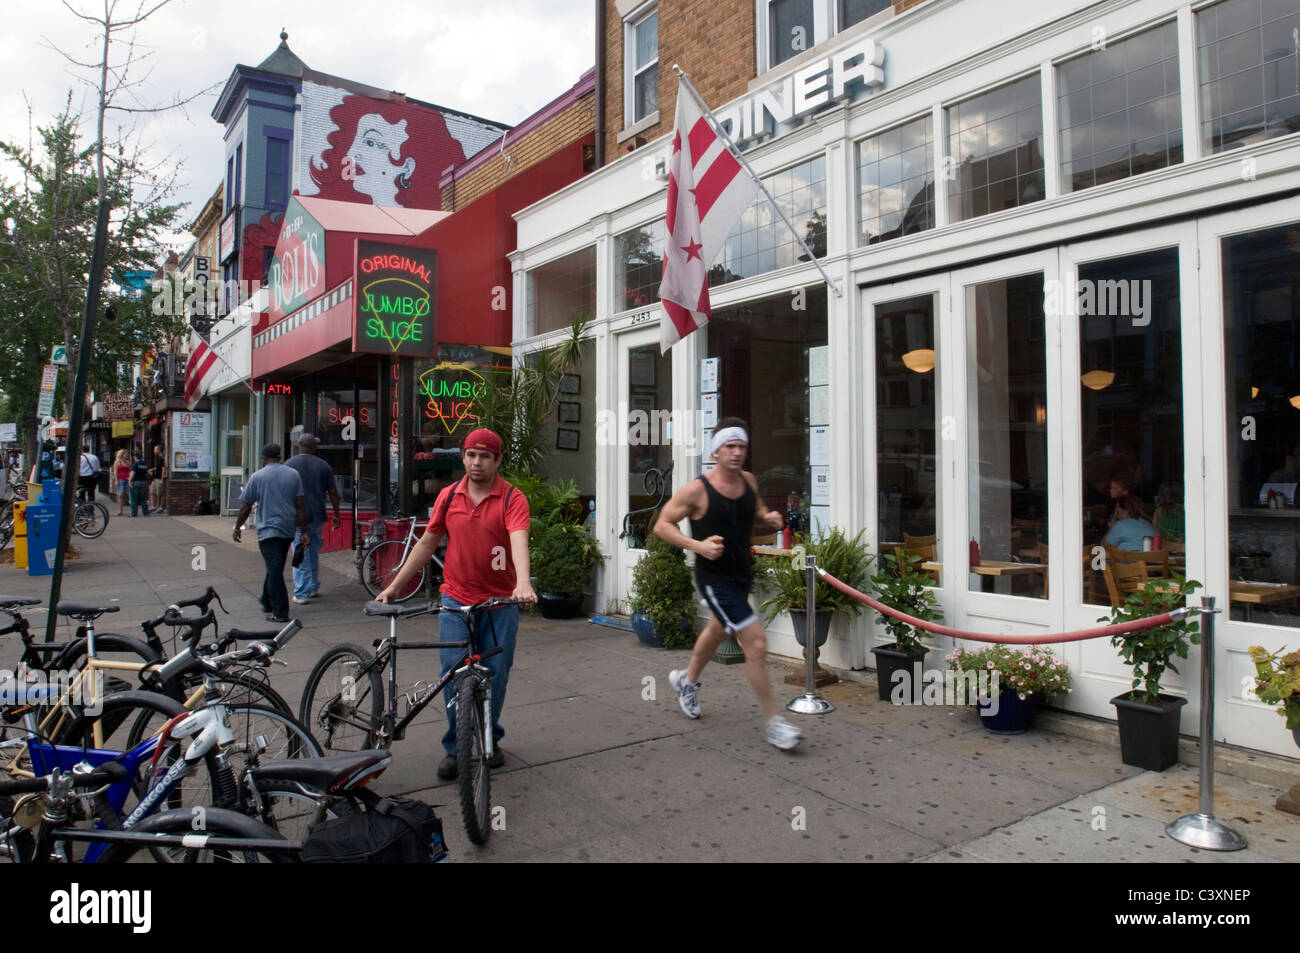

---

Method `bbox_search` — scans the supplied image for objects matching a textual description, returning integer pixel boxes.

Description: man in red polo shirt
[377,428,535,780]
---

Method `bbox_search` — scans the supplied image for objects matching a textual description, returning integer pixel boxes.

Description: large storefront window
[876,293,939,575]
[1078,249,1184,606]
[1058,22,1182,192]
[315,384,378,509]
[857,115,935,245]
[615,220,665,312]
[527,247,596,336]
[1197,0,1300,155]
[947,75,1044,222]
[711,157,826,287]
[966,273,1048,597]
[1224,223,1300,627]
[707,287,828,531]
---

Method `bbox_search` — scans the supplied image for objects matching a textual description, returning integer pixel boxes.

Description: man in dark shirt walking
[128,452,151,517]
[233,443,309,623]
[653,416,801,750]
[286,433,341,604]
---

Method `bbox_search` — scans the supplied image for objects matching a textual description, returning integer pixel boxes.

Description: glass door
[614,326,673,611]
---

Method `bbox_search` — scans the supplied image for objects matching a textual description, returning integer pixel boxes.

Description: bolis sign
[352,240,437,356]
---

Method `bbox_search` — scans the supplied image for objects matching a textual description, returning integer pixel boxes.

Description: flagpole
[673,66,843,299]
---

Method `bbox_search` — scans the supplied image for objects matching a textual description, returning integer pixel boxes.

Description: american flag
[183,331,220,410]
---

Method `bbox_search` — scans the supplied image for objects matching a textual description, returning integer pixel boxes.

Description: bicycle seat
[249,750,392,793]
[0,596,41,610]
[363,600,431,618]
[55,601,120,621]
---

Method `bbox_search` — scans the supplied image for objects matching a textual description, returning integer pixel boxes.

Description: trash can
[26,504,60,577]
[12,500,28,569]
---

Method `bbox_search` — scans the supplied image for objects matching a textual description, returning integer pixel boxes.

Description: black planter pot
[871,644,927,703]
[538,592,583,619]
[789,609,832,648]
[630,611,662,647]
[1111,692,1187,771]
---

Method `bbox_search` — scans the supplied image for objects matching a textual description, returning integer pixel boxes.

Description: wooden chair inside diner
[1103,544,1171,579]
[751,531,778,546]
[1102,558,1151,607]
[1034,540,1049,598]
[898,533,939,583]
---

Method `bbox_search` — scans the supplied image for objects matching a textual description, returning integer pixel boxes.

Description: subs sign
[351,240,437,357]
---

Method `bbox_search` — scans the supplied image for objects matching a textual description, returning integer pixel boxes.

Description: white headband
[710,427,749,455]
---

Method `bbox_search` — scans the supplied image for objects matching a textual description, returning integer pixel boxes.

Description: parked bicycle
[299,597,520,844]
[358,515,445,602]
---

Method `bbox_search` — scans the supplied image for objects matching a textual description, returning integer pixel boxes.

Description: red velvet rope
[816,568,1177,645]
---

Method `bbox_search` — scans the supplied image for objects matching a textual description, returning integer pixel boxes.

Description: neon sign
[418,362,487,434]
[352,241,436,356]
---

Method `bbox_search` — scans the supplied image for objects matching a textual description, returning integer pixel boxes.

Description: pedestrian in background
[149,448,166,513]
[113,449,130,516]
[128,452,151,517]
[286,433,341,604]
[77,445,101,502]
[233,443,309,623]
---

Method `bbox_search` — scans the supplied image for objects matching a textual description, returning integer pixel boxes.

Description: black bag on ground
[301,792,447,863]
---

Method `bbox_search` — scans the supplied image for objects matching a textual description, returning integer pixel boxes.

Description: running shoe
[668,669,701,719]
[765,716,802,751]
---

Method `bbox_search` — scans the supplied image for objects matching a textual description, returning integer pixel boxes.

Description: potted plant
[532,522,600,619]
[627,530,695,648]
[869,552,943,703]
[755,527,873,650]
[947,644,1072,734]
[1100,576,1202,771]
[1248,645,1300,738]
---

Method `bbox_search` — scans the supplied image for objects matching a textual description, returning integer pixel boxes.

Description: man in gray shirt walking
[233,443,309,622]
[286,433,341,604]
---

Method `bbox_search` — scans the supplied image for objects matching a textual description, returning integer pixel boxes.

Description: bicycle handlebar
[0,762,127,797]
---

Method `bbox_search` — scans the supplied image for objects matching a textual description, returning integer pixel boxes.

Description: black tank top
[690,475,756,584]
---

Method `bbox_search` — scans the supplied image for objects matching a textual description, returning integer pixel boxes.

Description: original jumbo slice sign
[352,240,437,357]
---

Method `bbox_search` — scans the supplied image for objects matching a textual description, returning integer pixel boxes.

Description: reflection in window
[876,294,940,577]
[1224,223,1300,627]
[711,157,826,287]
[615,220,665,312]
[1077,249,1184,605]
[858,115,935,245]
[623,343,673,548]
[947,75,1045,222]
[770,0,816,68]
[315,386,377,509]
[528,247,597,336]
[1058,23,1183,192]
[707,287,828,529]
[1198,0,1300,154]
[840,0,890,30]
[966,274,1048,598]
[630,9,659,123]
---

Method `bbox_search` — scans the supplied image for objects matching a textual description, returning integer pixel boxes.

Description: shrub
[628,530,696,650]
[532,523,599,597]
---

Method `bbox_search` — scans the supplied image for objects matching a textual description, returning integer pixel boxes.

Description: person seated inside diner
[1104,494,1158,551]
[1266,447,1300,486]
[1152,482,1185,543]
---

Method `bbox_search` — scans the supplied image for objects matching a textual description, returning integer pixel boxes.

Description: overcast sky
[1,0,595,250]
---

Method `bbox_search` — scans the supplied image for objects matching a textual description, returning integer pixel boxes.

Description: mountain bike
[358,515,445,602]
[299,597,520,845]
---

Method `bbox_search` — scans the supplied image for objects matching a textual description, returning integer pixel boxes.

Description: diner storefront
[513,0,1300,755]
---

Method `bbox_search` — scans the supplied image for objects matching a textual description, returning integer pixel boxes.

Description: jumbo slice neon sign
[352,242,437,356]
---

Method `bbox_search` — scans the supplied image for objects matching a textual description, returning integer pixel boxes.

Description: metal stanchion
[1167,595,1247,851]
[787,555,833,714]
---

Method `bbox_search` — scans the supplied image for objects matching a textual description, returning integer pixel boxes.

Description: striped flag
[183,331,219,410]
[658,81,760,353]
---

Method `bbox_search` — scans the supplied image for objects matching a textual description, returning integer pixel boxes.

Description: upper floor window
[1197,0,1300,154]
[1058,22,1182,193]
[266,137,291,208]
[626,5,659,125]
[762,0,890,71]
[616,220,666,312]
[947,74,1044,222]
[234,143,243,209]
[527,247,597,336]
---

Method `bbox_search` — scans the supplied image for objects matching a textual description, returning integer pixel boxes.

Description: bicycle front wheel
[73,501,109,539]
[455,671,491,846]
[359,539,425,601]
[299,644,384,752]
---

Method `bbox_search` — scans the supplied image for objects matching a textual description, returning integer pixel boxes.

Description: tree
[0,107,186,464]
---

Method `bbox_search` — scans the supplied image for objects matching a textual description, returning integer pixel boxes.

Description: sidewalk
[4,512,1297,863]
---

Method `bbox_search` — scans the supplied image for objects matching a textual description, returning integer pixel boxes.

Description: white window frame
[623,2,660,131]
[756,0,891,74]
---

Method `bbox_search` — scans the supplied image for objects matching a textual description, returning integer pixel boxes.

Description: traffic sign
[37,364,58,417]
[50,346,68,365]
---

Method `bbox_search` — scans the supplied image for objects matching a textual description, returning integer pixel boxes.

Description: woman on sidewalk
[113,449,130,516]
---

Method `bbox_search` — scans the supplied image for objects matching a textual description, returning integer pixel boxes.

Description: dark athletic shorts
[698,577,757,634]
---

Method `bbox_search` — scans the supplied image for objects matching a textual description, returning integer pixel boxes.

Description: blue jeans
[437,594,519,757]
[292,523,324,599]
[258,536,292,619]
[129,483,149,516]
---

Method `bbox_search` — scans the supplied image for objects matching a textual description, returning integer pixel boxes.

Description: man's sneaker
[487,746,505,769]
[766,716,802,751]
[669,669,701,719]
[436,755,457,780]
[291,596,311,605]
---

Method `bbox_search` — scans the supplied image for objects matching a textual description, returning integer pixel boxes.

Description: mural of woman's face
[344,114,416,205]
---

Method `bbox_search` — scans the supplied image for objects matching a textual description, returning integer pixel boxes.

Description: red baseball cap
[462,428,502,456]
